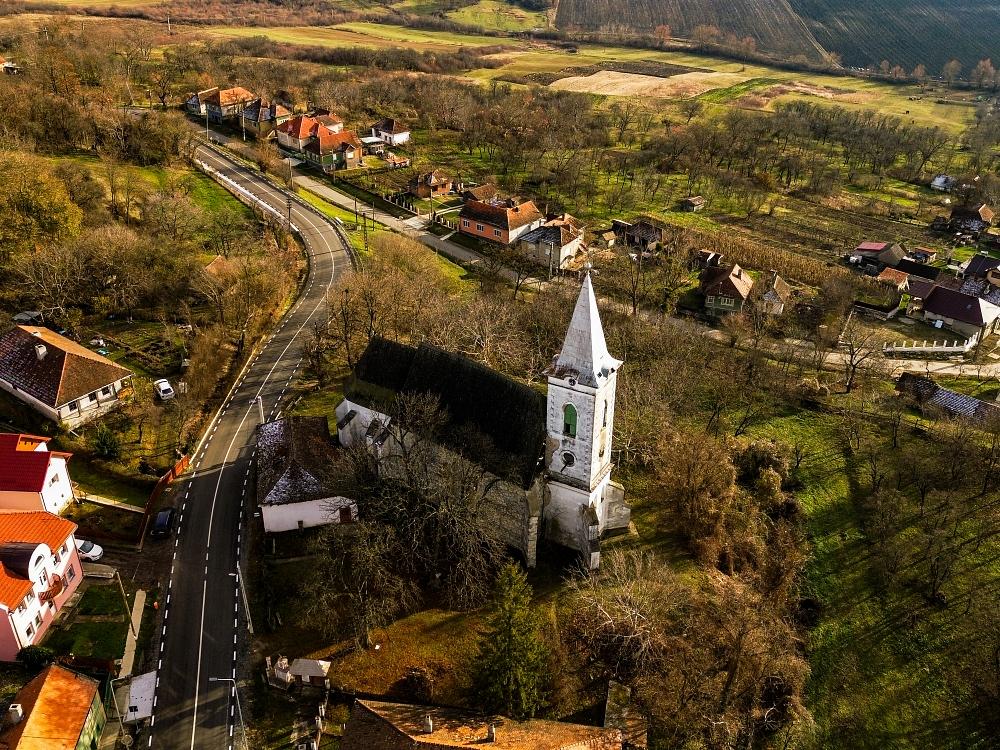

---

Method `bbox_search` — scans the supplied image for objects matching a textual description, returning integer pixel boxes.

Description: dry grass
[550,68,749,97]
[313,609,485,705]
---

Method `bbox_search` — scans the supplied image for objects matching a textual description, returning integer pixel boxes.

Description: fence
[883,332,979,356]
[137,455,190,542]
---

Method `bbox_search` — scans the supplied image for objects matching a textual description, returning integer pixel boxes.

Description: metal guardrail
[194,138,359,269]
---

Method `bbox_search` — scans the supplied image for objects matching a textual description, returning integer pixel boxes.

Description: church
[334,274,631,568]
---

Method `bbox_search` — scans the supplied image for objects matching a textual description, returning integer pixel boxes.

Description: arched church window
[563,403,577,438]
[602,401,608,427]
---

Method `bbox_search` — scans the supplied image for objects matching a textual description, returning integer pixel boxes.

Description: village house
[760,271,791,315]
[694,249,724,270]
[461,184,499,204]
[849,241,906,274]
[518,214,585,271]
[384,152,411,169]
[0,326,133,428]
[700,264,754,316]
[898,372,1000,424]
[459,198,544,245]
[906,247,938,264]
[894,258,941,282]
[302,129,364,172]
[340,699,624,750]
[239,99,292,140]
[0,434,74,515]
[335,275,631,568]
[313,109,344,131]
[409,170,459,199]
[370,118,411,146]
[359,136,386,156]
[914,285,1000,338]
[958,252,1000,280]
[612,217,670,251]
[255,416,356,533]
[184,87,218,116]
[0,513,84,661]
[949,203,995,235]
[876,267,910,292]
[0,664,105,749]
[0,57,21,75]
[682,195,706,212]
[203,87,258,125]
[276,115,324,152]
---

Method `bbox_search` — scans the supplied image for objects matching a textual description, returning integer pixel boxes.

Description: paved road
[147,143,349,750]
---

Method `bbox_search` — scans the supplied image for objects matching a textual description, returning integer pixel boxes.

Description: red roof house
[0,434,74,515]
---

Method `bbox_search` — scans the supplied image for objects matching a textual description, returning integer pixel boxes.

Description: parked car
[75,539,104,562]
[154,379,175,400]
[150,508,176,539]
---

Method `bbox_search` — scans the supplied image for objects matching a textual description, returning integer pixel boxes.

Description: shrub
[92,423,123,461]
[16,645,54,671]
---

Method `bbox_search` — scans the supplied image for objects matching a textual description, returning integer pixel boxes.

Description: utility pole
[114,570,138,641]
[166,14,171,34]
[286,195,293,232]
[205,108,210,142]
[230,562,254,635]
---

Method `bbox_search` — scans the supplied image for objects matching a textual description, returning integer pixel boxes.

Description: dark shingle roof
[962,254,1000,278]
[348,338,545,487]
[255,416,339,506]
[922,286,1000,326]
[898,373,1000,423]
[895,258,940,280]
[0,326,131,408]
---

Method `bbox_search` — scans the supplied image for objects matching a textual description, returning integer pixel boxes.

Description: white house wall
[40,457,73,514]
[261,497,357,533]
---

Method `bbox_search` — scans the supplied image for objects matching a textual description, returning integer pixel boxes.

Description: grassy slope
[749,407,994,748]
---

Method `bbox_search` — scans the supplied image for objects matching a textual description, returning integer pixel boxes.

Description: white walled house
[0,512,84,661]
[0,326,132,428]
[255,417,356,534]
[0,434,75,515]
[371,118,410,146]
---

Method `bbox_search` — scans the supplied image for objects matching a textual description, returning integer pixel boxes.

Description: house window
[706,295,715,305]
[33,614,41,627]
[88,393,97,403]
[493,229,502,238]
[58,544,67,557]
[563,403,578,438]
[25,591,34,604]
[462,219,470,228]
[39,570,48,586]
[603,401,608,428]
[50,474,59,486]
[476,224,485,232]
[66,566,76,583]
[24,625,33,639]
[68,401,78,412]
[721,297,735,307]
[102,387,111,396]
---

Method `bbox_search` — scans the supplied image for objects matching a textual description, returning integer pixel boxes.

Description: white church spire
[553,273,622,388]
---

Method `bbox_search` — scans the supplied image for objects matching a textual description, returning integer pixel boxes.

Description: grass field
[208,21,508,51]
[447,0,547,31]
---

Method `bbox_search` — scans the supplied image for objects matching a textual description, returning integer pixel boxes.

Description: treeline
[218,36,508,75]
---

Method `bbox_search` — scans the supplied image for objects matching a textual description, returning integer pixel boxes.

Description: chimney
[423,715,434,734]
[487,723,496,742]
[34,344,47,361]
[7,704,23,725]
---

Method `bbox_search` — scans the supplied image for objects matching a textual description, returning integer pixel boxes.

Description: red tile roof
[855,241,890,253]
[345,700,622,750]
[278,114,320,140]
[701,264,754,300]
[0,665,99,750]
[459,199,544,232]
[304,128,362,155]
[203,86,257,108]
[0,326,131,409]
[0,512,77,609]
[0,434,50,453]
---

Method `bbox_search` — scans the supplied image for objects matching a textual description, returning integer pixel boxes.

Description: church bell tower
[543,273,627,568]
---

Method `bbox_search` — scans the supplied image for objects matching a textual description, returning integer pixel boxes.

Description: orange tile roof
[0,326,131,408]
[0,512,77,609]
[204,86,257,108]
[353,700,622,749]
[0,665,99,750]
[278,114,319,140]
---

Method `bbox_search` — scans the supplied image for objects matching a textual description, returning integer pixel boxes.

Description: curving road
[146,143,349,750]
